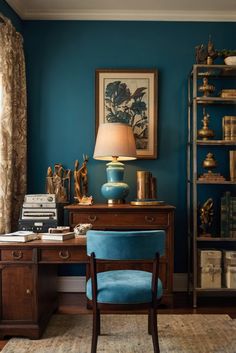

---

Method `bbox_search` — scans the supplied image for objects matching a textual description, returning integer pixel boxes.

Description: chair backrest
[86,230,165,260]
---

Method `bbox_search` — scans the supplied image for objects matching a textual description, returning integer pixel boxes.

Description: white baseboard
[57,273,188,293]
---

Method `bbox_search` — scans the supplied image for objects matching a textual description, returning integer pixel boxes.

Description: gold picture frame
[95,69,158,159]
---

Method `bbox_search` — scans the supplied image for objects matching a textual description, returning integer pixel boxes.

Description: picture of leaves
[96,69,157,159]
[104,79,149,150]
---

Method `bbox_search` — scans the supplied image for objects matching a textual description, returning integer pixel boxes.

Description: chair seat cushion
[86,270,163,304]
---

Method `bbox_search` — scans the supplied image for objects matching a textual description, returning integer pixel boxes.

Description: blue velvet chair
[86,230,165,353]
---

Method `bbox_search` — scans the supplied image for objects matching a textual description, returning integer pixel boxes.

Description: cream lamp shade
[93,123,137,161]
[93,123,137,204]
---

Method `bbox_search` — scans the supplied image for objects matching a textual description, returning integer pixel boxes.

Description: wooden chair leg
[149,307,160,353]
[148,308,152,335]
[91,308,100,353]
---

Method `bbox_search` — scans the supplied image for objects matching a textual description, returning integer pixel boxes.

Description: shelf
[197,140,236,146]
[196,288,236,292]
[192,64,236,78]
[195,97,236,104]
[197,180,236,184]
[197,237,236,242]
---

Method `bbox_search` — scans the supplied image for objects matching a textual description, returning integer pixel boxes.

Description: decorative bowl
[224,56,236,65]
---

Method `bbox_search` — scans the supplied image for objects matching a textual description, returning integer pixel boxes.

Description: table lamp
[93,123,137,204]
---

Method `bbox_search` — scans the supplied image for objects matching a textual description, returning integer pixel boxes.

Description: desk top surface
[0,236,87,248]
[64,203,175,211]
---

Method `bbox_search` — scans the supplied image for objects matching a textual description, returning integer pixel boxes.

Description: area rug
[2,314,236,353]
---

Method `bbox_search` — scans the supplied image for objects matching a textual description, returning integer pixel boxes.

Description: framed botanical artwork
[95,69,158,159]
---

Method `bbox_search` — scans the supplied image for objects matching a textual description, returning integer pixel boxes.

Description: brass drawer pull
[12,250,23,260]
[88,215,97,222]
[26,289,32,295]
[145,216,155,223]
[59,250,70,260]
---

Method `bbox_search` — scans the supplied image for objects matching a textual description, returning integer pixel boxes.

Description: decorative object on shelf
[198,77,215,97]
[220,89,236,98]
[46,164,71,203]
[197,108,214,140]
[93,123,136,204]
[206,36,218,65]
[229,150,236,181]
[195,44,207,64]
[199,153,226,182]
[202,152,217,171]
[73,155,92,204]
[199,198,214,237]
[217,49,236,64]
[74,223,92,237]
[95,69,158,159]
[222,116,236,141]
[195,36,217,64]
[224,56,236,65]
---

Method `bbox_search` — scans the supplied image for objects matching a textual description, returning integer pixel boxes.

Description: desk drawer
[71,212,168,228]
[40,248,87,263]
[1,249,33,262]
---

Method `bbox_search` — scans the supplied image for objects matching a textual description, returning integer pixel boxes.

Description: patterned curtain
[0,14,27,233]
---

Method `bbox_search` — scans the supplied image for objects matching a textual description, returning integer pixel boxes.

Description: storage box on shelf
[223,250,236,288]
[187,64,236,307]
[197,250,222,288]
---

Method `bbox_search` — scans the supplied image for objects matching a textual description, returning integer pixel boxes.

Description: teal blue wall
[22,21,236,272]
[1,4,236,272]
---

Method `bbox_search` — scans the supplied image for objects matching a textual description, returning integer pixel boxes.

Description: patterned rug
[2,314,236,353]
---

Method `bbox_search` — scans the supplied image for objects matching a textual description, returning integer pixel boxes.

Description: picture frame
[95,69,158,159]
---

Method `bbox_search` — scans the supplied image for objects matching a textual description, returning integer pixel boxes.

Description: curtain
[0,14,27,233]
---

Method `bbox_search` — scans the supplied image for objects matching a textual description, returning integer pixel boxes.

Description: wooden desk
[0,237,87,339]
[65,203,175,306]
[0,204,175,339]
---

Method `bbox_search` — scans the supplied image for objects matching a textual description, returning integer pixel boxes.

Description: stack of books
[220,191,236,238]
[41,231,75,241]
[222,116,236,141]
[0,231,39,242]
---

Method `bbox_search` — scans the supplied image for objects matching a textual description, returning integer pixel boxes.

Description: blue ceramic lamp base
[101,161,129,204]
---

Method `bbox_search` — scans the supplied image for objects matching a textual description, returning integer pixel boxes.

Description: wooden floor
[58,292,236,318]
[0,292,236,350]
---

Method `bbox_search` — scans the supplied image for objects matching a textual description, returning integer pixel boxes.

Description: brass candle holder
[198,77,215,97]
[197,109,214,140]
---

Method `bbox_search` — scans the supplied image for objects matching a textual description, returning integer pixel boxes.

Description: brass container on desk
[137,171,151,200]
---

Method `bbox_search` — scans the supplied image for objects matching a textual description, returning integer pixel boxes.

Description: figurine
[46,163,71,203]
[195,44,208,64]
[199,198,214,236]
[197,108,214,140]
[207,35,218,64]
[74,154,90,203]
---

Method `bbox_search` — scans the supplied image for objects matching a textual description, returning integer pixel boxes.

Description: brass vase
[197,110,214,140]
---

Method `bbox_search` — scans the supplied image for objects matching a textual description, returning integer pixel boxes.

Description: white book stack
[0,231,39,242]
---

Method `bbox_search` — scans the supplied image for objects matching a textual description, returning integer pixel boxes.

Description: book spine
[225,191,231,238]
[223,116,232,141]
[229,150,236,182]
[231,198,236,238]
[221,194,227,238]
[230,116,236,141]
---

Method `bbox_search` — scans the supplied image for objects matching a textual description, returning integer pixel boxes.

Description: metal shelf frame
[187,64,236,308]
